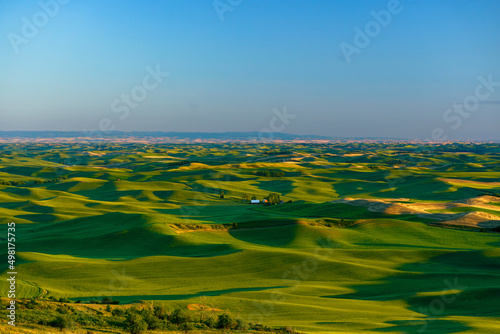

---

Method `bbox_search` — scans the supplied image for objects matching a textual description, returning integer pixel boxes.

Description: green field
[1,142,500,333]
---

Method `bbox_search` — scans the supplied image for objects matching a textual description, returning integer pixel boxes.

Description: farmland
[1,141,500,333]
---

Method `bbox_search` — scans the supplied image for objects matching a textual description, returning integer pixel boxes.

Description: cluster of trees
[255,169,285,177]
[321,218,356,228]
[0,176,69,187]
[7,296,295,334]
[35,176,69,184]
[385,158,405,165]
[121,306,291,333]
[47,296,72,303]
[265,193,281,205]
[0,181,23,185]
[482,191,500,198]
[241,193,284,205]
[167,160,194,166]
[264,149,292,155]
[242,194,256,201]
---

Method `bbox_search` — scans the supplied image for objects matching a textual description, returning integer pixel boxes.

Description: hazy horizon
[2,0,500,140]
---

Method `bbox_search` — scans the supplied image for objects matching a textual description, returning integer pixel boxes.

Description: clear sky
[1,0,499,140]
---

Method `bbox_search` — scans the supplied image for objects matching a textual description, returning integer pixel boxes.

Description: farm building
[251,200,260,204]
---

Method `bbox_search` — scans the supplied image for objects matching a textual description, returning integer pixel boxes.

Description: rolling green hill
[1,142,500,333]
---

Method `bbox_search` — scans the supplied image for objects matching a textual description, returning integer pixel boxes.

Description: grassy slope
[1,143,500,333]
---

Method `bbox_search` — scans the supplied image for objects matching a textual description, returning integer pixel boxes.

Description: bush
[216,313,234,329]
[124,313,148,334]
[279,326,298,333]
[180,322,195,332]
[38,317,52,326]
[169,308,190,325]
[50,315,74,330]
[102,297,114,304]
[203,316,217,328]
[56,306,70,314]
[112,308,125,317]
[236,317,248,330]
[255,169,285,177]
[24,299,37,309]
[153,305,168,320]
[141,309,162,330]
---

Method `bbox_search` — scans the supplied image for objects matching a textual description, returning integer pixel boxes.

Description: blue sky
[1,0,499,140]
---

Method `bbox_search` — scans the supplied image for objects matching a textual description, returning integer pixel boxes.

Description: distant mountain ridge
[0,131,401,141]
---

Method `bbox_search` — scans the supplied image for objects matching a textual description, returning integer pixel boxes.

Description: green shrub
[112,308,125,317]
[216,313,234,329]
[180,322,195,332]
[56,306,69,314]
[279,326,298,333]
[50,315,74,330]
[24,300,37,309]
[169,307,190,325]
[124,313,148,334]
[140,309,163,330]
[236,317,248,330]
[153,305,168,320]
[101,297,119,304]
[203,316,217,328]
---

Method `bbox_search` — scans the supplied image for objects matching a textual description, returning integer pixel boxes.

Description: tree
[153,305,167,320]
[251,195,257,200]
[220,190,224,199]
[242,194,249,201]
[196,296,209,322]
[112,308,125,317]
[50,315,74,330]
[216,313,234,329]
[236,318,248,330]
[124,313,148,334]
[266,193,281,205]
[180,322,194,333]
[102,297,113,304]
[169,308,190,325]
